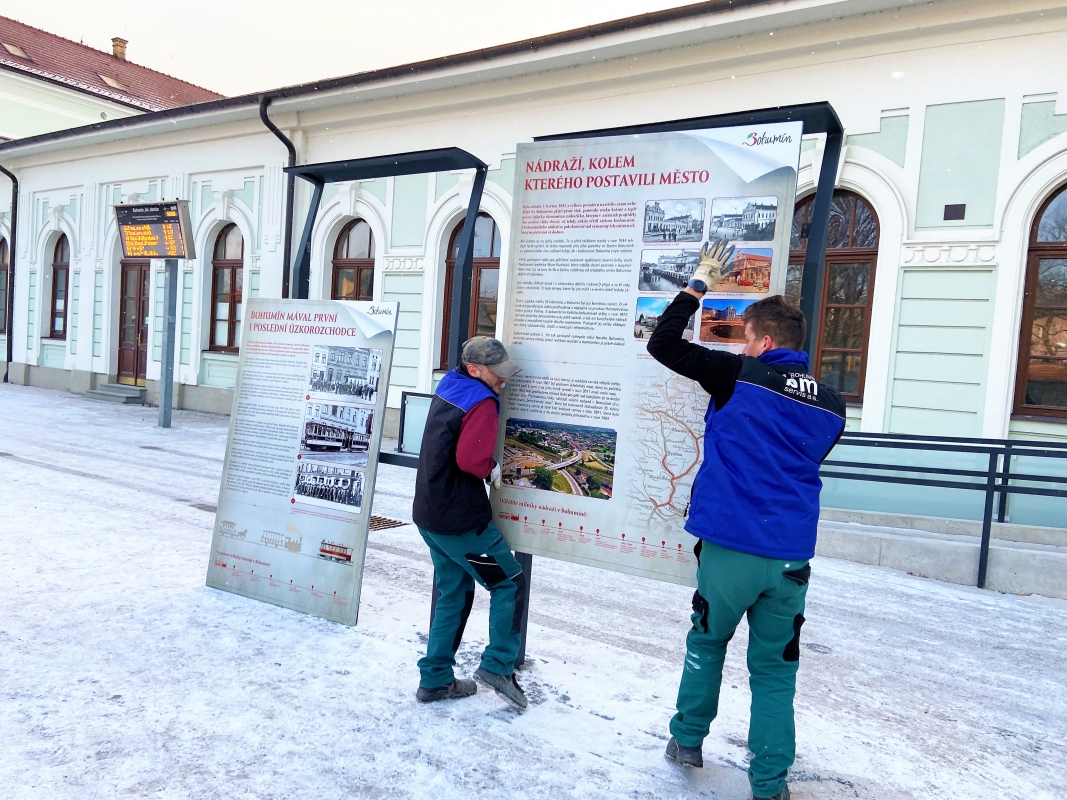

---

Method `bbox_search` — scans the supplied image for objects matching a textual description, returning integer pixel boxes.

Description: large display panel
[205,299,398,624]
[493,123,804,586]
[115,201,195,259]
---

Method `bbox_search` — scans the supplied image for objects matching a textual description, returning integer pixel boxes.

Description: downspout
[258,97,296,299]
[0,162,16,382]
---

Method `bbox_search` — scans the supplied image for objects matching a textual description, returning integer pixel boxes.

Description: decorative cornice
[902,244,997,267]
[383,256,424,272]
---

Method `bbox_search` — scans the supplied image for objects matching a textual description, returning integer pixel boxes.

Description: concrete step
[86,383,146,405]
[822,507,1067,547]
[817,519,1067,600]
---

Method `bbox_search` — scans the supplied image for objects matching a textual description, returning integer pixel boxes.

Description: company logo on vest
[785,374,818,400]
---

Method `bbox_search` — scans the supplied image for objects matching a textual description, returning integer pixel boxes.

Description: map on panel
[624,374,708,541]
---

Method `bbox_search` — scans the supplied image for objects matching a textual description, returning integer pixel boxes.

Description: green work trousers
[670,540,810,799]
[417,523,524,689]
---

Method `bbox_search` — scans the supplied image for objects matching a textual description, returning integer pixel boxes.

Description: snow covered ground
[1,383,1065,800]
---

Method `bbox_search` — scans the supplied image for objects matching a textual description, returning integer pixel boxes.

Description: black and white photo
[643,199,705,243]
[299,401,374,468]
[294,460,365,514]
[308,345,382,403]
[710,195,778,242]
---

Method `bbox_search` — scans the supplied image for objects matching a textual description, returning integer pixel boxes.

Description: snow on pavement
[1,384,1065,799]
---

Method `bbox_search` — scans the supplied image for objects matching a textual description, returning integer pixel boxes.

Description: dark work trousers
[417,522,524,689]
[670,540,810,799]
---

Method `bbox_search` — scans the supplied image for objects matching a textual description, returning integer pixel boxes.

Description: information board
[115,201,195,259]
[492,122,804,586]
[205,299,398,624]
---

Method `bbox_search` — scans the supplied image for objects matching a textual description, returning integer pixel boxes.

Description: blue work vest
[685,350,846,561]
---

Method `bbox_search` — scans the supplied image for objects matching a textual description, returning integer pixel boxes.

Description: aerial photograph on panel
[502,419,616,499]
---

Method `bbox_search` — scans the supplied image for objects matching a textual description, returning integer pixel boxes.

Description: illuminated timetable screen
[115,201,195,259]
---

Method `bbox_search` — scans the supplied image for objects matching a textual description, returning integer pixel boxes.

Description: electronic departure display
[115,201,195,259]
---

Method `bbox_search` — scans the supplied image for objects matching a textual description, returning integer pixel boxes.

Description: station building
[1,0,1066,458]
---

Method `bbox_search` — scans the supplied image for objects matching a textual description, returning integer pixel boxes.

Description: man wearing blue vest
[411,336,528,710]
[647,240,846,800]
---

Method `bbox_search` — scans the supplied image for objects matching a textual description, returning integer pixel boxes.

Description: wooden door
[440,257,500,369]
[118,259,150,386]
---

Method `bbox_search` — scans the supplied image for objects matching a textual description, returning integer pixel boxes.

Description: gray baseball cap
[462,336,521,379]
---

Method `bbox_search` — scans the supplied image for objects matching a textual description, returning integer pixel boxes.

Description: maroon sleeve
[455,397,499,478]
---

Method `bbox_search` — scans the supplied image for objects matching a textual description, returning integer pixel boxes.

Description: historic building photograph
[642,198,705,242]
[710,195,778,242]
[309,345,381,402]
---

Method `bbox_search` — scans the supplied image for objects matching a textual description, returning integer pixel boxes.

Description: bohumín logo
[366,306,393,316]
[743,131,794,147]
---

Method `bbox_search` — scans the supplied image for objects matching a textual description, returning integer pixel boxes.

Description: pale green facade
[0,69,138,141]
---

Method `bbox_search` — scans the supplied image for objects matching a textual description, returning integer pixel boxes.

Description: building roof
[0,15,222,111]
[0,0,866,160]
[0,0,782,154]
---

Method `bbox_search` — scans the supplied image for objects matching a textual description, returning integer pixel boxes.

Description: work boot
[664,736,703,767]
[474,667,528,709]
[755,787,790,800]
[415,678,477,703]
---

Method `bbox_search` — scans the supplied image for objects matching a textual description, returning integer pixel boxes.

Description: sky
[5,0,688,97]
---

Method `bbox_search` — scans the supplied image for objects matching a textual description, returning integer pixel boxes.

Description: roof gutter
[0,161,16,381]
[0,0,777,157]
[258,97,296,299]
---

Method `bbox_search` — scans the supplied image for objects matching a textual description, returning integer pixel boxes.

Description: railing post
[977,450,998,589]
[997,443,1012,523]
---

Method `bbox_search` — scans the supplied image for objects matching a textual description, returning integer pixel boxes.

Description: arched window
[0,237,8,336]
[210,224,243,352]
[1014,186,1067,417]
[49,234,70,339]
[786,191,879,401]
[332,219,375,301]
[440,212,501,368]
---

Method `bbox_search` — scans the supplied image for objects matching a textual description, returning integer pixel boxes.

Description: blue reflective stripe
[435,370,499,414]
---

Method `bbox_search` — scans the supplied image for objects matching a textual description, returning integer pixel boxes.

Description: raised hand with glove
[686,238,736,297]
[488,462,502,489]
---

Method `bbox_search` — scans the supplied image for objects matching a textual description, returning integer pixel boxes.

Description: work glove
[489,462,502,489]
[691,238,736,290]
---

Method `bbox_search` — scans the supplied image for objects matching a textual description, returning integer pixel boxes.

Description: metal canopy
[534,101,842,141]
[283,148,488,384]
[536,101,844,357]
[285,147,487,184]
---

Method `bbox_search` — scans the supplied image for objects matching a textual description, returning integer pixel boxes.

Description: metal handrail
[825,432,1067,588]
[838,430,1067,449]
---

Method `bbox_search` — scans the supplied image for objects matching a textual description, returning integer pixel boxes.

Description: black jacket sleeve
[646,291,743,410]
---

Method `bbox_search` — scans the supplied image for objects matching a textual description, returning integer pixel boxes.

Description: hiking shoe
[415,678,477,703]
[474,667,528,709]
[664,736,703,767]
[755,787,790,800]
